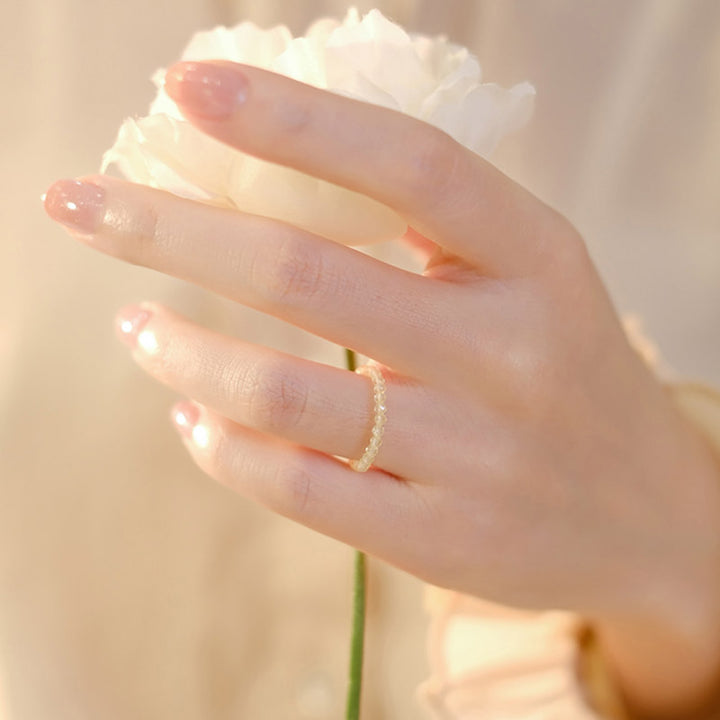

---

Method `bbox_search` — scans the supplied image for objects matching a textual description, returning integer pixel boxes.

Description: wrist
[593,602,720,718]
[593,400,720,718]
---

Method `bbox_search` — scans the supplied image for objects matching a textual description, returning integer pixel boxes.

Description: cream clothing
[1,1,719,718]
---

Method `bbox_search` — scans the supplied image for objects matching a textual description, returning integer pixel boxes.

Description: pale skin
[45,61,720,718]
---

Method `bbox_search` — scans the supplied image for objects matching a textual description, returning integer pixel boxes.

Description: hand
[45,61,720,716]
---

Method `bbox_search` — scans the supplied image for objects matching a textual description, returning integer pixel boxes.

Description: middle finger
[45,175,454,379]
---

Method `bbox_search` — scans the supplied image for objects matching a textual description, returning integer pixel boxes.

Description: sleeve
[418,588,628,720]
[418,338,720,720]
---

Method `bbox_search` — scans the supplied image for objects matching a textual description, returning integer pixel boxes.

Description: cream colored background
[1,1,718,718]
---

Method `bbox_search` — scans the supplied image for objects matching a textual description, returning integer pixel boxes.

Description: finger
[44,175,456,378]
[170,400,431,569]
[164,61,574,276]
[116,302,438,479]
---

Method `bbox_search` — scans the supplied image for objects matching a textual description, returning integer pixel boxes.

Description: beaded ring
[349,365,387,472]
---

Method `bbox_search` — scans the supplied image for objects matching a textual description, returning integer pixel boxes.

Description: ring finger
[116,302,441,480]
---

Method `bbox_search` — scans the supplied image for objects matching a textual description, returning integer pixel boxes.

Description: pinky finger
[170,400,420,559]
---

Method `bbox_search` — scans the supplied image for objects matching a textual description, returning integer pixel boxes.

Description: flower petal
[102,9,534,245]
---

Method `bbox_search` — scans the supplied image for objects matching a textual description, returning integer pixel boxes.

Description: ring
[349,365,387,472]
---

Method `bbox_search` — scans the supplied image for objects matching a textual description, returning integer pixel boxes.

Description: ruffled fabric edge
[418,588,622,720]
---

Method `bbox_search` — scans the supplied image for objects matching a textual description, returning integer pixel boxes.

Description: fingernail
[165,62,248,119]
[115,305,152,348]
[171,401,200,440]
[43,178,105,234]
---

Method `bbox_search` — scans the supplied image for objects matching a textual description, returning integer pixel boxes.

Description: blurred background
[1,1,718,718]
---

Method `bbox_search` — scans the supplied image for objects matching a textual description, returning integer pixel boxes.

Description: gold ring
[349,365,386,472]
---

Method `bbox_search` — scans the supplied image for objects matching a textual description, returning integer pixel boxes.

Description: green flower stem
[346,550,366,720]
[344,347,358,373]
[344,347,366,720]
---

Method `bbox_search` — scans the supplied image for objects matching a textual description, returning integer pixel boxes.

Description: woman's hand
[45,62,720,716]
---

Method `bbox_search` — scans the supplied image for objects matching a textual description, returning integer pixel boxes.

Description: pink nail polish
[43,178,105,234]
[165,62,248,119]
[171,401,200,440]
[115,305,152,348]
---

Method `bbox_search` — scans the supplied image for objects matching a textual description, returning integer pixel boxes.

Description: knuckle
[536,211,590,277]
[403,126,464,205]
[559,230,595,280]
[260,235,328,306]
[142,330,205,387]
[272,461,315,519]
[136,204,163,259]
[244,362,309,433]
[270,95,314,136]
[110,202,162,267]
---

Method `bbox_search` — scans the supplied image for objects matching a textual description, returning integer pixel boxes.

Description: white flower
[103,8,534,246]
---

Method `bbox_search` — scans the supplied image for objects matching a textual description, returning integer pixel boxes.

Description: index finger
[164,61,574,276]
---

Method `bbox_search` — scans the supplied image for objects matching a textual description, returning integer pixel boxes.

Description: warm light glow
[174,408,190,430]
[137,329,159,354]
[120,319,134,335]
[192,424,210,449]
